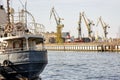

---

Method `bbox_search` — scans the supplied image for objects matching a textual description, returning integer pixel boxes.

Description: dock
[44,42,120,52]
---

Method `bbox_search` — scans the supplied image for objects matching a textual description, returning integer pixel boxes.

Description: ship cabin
[0,5,46,53]
[0,35,45,53]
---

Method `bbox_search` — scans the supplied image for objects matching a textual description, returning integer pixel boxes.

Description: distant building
[44,32,71,43]
[44,32,56,43]
[62,32,71,43]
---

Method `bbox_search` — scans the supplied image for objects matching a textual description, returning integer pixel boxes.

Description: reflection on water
[41,51,120,80]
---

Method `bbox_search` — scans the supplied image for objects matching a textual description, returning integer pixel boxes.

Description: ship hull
[0,50,48,80]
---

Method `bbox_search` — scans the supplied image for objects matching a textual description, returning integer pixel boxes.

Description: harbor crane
[96,16,110,38]
[81,12,94,38]
[50,7,64,43]
[78,12,82,39]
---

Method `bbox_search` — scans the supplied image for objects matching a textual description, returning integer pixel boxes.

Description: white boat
[0,1,48,80]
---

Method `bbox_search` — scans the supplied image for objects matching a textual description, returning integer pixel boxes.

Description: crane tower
[81,12,94,38]
[50,7,64,43]
[96,16,110,39]
[78,12,82,39]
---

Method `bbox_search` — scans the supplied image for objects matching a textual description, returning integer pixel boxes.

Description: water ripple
[41,51,120,80]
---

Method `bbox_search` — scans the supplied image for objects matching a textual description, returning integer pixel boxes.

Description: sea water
[41,51,120,80]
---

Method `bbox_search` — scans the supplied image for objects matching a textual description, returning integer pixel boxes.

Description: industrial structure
[78,12,82,39]
[96,16,110,39]
[44,9,111,44]
[44,32,56,43]
[76,12,95,42]
[50,7,64,43]
[81,12,94,38]
[44,31,71,43]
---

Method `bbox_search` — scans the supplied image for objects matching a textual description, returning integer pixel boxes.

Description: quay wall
[44,42,120,52]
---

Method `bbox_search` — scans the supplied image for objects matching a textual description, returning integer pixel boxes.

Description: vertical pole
[26,38,29,50]
[25,0,27,28]
[7,0,10,24]
[42,42,45,50]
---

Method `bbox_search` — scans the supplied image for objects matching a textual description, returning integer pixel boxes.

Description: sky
[2,0,120,38]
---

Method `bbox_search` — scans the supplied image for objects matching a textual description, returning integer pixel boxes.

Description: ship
[0,0,48,80]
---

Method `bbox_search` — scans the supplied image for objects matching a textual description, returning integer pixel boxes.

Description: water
[41,51,120,80]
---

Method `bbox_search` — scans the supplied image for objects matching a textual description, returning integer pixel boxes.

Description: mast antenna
[7,0,10,24]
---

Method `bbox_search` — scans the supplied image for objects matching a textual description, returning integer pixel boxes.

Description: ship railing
[0,46,47,54]
[13,11,45,36]
[27,22,45,36]
[11,23,45,36]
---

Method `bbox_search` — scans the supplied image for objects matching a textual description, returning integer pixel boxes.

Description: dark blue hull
[0,50,48,80]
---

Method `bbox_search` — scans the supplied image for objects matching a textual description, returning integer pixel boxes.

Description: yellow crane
[81,12,94,38]
[96,16,110,38]
[50,7,64,43]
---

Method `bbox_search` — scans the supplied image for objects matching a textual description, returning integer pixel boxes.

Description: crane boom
[50,7,59,25]
[81,12,94,38]
[96,16,110,38]
[99,17,104,28]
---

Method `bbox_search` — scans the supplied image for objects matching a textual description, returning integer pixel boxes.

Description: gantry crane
[50,7,64,43]
[81,12,94,38]
[78,12,82,39]
[96,16,110,38]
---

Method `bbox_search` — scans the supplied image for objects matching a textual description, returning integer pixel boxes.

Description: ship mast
[7,0,10,24]
[4,0,14,35]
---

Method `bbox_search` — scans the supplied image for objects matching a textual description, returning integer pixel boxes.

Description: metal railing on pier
[45,44,120,52]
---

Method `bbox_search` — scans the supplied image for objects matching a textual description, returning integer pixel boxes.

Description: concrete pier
[44,42,120,52]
